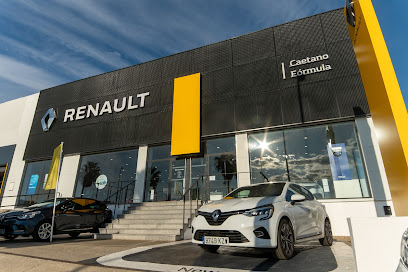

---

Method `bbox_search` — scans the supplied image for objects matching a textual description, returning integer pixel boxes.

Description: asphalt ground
[0,234,355,272]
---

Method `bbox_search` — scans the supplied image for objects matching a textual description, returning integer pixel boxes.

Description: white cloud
[0,54,64,91]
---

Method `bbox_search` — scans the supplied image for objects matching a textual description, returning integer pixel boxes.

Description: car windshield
[226,183,285,198]
[28,199,62,208]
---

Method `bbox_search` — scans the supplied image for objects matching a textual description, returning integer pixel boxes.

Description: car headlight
[17,211,41,220]
[243,205,274,220]
[401,229,408,266]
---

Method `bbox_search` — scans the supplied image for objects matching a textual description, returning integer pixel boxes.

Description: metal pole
[50,142,64,243]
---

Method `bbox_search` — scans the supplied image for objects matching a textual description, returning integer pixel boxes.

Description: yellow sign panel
[171,73,201,156]
[345,0,408,215]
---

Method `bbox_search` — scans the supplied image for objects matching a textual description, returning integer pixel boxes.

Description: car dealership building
[0,9,398,236]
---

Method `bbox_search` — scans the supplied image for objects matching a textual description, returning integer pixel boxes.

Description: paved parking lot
[0,235,355,272]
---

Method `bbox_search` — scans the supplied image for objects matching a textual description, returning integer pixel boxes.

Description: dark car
[0,198,112,241]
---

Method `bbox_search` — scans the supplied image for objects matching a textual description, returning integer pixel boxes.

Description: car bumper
[0,218,41,236]
[191,214,278,248]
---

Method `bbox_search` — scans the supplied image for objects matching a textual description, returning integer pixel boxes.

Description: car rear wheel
[198,244,220,253]
[274,218,295,260]
[319,218,333,246]
[3,234,18,240]
[33,220,53,242]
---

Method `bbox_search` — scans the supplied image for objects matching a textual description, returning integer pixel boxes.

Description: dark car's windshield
[226,183,285,198]
[28,199,62,208]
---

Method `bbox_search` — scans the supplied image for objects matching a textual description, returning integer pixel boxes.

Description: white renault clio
[191,182,333,260]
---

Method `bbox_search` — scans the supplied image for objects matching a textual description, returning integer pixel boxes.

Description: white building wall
[58,155,80,197]
[235,133,251,187]
[355,117,395,216]
[133,145,148,203]
[0,94,39,209]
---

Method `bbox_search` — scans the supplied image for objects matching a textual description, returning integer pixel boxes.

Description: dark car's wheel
[319,218,333,246]
[198,244,220,253]
[32,220,53,242]
[274,218,295,260]
[3,234,18,240]
[68,232,80,238]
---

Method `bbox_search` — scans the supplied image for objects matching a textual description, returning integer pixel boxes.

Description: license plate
[203,236,229,245]
[0,229,5,235]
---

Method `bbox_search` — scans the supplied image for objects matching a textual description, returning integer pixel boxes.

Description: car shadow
[122,241,338,272]
[0,234,96,248]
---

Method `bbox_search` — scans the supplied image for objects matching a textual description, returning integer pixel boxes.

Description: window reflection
[249,122,370,199]
[248,131,288,183]
[145,145,182,202]
[18,160,53,207]
[75,149,138,204]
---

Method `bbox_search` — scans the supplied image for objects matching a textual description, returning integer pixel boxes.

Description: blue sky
[0,0,406,108]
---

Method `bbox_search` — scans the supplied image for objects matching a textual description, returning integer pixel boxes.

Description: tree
[214,155,237,192]
[82,161,101,188]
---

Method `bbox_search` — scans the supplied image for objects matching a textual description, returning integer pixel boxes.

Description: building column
[1,94,39,209]
[58,155,80,197]
[235,133,251,187]
[355,117,395,216]
[133,145,148,203]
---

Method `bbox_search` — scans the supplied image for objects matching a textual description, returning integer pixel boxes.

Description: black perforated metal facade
[24,9,369,160]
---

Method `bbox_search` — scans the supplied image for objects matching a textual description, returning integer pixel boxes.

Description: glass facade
[18,160,53,207]
[249,122,370,199]
[144,145,186,201]
[74,148,138,204]
[191,137,237,201]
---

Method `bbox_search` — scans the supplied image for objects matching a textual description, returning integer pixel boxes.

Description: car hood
[199,196,282,213]
[0,207,47,218]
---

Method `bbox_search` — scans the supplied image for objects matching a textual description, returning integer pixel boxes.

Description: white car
[191,182,333,260]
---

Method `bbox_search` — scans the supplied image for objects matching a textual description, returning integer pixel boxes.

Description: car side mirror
[291,194,306,205]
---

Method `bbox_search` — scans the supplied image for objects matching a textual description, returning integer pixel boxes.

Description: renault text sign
[63,92,149,123]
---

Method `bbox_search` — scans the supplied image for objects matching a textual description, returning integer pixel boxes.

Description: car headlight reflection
[17,211,41,220]
[243,205,274,220]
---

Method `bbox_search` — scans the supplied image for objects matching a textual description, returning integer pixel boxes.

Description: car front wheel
[319,218,333,246]
[33,220,53,242]
[198,244,220,253]
[274,218,295,260]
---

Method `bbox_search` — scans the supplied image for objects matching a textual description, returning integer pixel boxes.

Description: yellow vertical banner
[171,73,201,156]
[345,0,408,215]
[45,143,63,190]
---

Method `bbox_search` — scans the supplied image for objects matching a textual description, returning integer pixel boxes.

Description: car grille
[194,230,249,243]
[198,210,245,226]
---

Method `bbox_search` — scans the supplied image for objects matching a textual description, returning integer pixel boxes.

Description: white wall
[348,217,408,272]
[235,133,251,187]
[133,145,147,203]
[320,199,378,236]
[355,117,395,216]
[58,155,80,197]
[0,94,39,209]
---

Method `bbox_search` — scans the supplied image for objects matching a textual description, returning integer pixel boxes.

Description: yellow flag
[45,143,63,190]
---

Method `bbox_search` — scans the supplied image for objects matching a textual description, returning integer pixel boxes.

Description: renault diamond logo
[212,210,221,222]
[41,108,56,132]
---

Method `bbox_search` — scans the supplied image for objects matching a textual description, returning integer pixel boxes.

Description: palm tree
[214,155,237,193]
[82,161,101,188]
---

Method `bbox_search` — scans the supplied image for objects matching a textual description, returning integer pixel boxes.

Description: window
[249,122,371,199]
[145,145,188,202]
[18,160,52,207]
[248,131,288,184]
[74,148,138,204]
